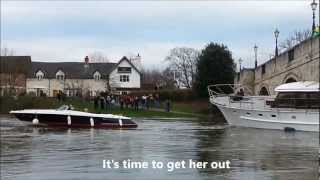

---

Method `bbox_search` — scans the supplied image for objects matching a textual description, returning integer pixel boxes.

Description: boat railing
[208,84,257,108]
[56,105,74,111]
[208,84,253,97]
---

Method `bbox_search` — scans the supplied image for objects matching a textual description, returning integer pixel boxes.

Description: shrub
[0,95,60,114]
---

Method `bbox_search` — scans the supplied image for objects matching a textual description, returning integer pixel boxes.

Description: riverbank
[0,96,211,118]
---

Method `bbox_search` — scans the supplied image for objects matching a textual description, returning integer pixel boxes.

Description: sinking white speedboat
[10,105,137,128]
[208,81,319,132]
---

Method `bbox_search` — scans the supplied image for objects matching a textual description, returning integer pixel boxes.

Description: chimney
[130,53,142,71]
[84,56,89,64]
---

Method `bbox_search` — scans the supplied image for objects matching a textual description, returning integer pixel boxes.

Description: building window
[37,74,43,80]
[36,70,44,80]
[121,91,128,95]
[56,75,64,80]
[261,64,266,75]
[56,70,65,80]
[93,71,101,80]
[120,75,129,82]
[288,49,294,62]
[237,72,240,82]
[118,67,132,73]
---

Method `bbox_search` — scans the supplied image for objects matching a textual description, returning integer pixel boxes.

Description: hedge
[0,96,61,114]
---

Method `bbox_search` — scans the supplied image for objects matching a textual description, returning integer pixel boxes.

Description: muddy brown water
[0,116,318,180]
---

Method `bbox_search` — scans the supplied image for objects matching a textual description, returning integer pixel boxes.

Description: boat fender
[32,117,39,125]
[67,115,71,125]
[284,127,296,132]
[119,119,123,127]
[90,117,94,127]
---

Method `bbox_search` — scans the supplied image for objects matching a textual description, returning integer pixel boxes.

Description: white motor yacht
[208,81,319,132]
[10,105,137,128]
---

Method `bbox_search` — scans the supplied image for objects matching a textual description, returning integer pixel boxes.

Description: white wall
[27,78,108,97]
[109,60,141,89]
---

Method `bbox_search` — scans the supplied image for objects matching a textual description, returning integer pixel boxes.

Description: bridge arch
[285,77,297,83]
[282,72,300,84]
[259,86,269,96]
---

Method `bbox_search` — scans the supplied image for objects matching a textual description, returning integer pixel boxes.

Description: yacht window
[258,114,263,116]
[276,92,304,108]
[308,92,320,108]
[291,116,296,119]
[309,92,320,99]
[271,114,276,117]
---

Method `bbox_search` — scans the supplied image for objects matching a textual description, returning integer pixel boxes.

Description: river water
[0,116,318,180]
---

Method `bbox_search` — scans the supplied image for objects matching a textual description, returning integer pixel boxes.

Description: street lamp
[238,58,243,71]
[254,44,258,68]
[311,0,318,33]
[274,28,280,57]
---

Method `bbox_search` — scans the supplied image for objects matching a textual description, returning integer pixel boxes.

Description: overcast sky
[1,1,315,70]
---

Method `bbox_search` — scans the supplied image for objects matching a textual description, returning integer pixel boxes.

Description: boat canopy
[275,81,319,92]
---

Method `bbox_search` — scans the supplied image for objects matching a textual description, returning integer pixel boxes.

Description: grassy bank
[0,96,208,118]
[61,98,203,118]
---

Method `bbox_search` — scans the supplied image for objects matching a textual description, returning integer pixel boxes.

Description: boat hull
[214,104,319,132]
[10,110,137,128]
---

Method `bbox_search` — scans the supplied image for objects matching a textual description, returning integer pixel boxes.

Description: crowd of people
[93,93,171,112]
[93,94,116,111]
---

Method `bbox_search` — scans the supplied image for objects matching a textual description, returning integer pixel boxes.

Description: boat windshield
[271,92,320,109]
[57,105,70,110]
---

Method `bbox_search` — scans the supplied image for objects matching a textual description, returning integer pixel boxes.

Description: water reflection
[0,116,318,180]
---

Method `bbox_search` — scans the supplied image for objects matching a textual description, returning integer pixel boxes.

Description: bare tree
[88,51,109,63]
[279,29,312,51]
[141,69,162,84]
[141,68,181,89]
[161,67,180,89]
[165,47,199,88]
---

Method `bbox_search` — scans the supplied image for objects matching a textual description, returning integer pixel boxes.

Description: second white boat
[208,81,319,132]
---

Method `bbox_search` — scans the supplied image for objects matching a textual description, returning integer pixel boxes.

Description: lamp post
[274,28,279,57]
[238,58,243,71]
[254,44,258,68]
[311,0,318,33]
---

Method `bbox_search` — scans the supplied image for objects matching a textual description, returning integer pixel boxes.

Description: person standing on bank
[106,95,111,111]
[100,95,106,111]
[134,96,139,111]
[94,95,99,110]
[165,99,171,112]
[110,96,115,110]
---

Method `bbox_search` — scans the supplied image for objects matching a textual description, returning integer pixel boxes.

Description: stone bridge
[235,37,319,95]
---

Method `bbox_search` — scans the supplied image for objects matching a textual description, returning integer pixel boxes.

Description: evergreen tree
[193,43,236,97]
